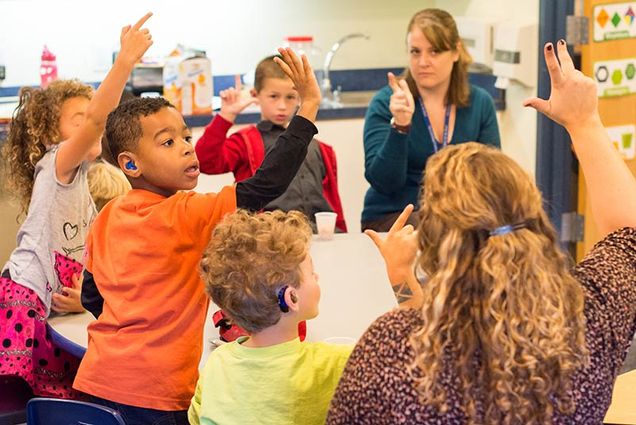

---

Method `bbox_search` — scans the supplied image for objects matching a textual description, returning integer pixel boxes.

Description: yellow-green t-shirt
[188,337,353,425]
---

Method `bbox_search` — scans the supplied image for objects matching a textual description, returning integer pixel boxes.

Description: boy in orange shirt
[74,48,321,424]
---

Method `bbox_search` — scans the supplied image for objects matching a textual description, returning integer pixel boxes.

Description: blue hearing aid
[277,285,298,313]
[125,160,137,171]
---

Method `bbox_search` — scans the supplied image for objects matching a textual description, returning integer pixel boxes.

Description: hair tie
[489,222,528,237]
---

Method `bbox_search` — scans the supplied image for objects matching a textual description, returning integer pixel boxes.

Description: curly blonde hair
[411,143,588,424]
[87,159,131,211]
[2,80,93,216]
[200,210,312,333]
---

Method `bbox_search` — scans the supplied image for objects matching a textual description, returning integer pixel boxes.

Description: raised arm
[524,41,636,235]
[363,73,417,194]
[56,12,153,184]
[195,115,250,175]
[196,76,257,175]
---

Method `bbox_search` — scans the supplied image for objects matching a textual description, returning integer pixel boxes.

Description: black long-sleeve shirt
[235,115,317,211]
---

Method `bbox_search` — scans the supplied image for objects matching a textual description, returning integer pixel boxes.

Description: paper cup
[315,212,337,240]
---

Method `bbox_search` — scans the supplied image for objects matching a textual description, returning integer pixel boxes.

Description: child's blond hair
[201,210,312,333]
[88,159,131,211]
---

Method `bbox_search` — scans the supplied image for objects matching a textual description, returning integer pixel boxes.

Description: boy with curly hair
[189,210,352,425]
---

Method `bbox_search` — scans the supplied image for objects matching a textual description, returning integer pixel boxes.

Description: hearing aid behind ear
[278,285,297,313]
[125,160,137,171]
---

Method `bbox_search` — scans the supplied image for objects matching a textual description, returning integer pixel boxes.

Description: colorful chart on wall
[607,124,636,160]
[594,2,636,41]
[593,58,636,97]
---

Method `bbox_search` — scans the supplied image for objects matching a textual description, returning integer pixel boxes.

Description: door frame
[535,0,579,256]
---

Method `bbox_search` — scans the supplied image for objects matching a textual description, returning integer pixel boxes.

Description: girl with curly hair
[0,13,152,400]
[327,41,636,424]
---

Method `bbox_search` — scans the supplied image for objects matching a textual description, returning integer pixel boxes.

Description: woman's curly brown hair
[2,80,93,217]
[200,209,312,333]
[411,142,588,424]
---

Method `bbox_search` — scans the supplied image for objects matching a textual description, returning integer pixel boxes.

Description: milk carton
[163,53,212,116]
[181,57,213,115]
[163,55,182,112]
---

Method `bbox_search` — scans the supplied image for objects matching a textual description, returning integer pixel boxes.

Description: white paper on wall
[606,124,636,160]
[593,2,636,41]
[593,58,636,97]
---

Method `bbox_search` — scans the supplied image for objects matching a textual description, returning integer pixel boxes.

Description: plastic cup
[315,212,337,240]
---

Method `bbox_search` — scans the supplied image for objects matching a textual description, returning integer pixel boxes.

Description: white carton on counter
[163,55,213,116]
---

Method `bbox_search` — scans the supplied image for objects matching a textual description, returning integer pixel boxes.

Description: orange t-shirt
[74,187,236,410]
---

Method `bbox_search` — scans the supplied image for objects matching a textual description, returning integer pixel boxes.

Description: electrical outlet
[0,65,5,81]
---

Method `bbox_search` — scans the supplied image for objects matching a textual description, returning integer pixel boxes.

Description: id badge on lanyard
[419,98,451,154]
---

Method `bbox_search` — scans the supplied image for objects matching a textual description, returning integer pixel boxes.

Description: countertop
[0,69,505,130]
[0,93,372,128]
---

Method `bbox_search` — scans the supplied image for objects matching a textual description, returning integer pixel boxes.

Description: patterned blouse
[327,228,636,424]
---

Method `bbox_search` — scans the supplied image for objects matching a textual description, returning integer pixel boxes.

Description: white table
[47,233,636,418]
[49,233,397,367]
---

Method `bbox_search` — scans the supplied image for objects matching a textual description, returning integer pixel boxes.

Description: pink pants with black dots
[0,277,82,399]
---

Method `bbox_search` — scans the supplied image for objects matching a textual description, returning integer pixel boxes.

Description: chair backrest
[27,398,125,425]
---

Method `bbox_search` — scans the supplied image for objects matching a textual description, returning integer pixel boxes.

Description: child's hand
[219,75,258,123]
[388,72,415,127]
[52,273,85,314]
[117,12,154,67]
[274,48,321,109]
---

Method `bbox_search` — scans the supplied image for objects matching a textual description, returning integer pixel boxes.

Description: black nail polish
[546,44,552,51]
[558,39,565,45]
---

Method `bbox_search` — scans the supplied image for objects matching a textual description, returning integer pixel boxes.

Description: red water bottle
[40,45,58,88]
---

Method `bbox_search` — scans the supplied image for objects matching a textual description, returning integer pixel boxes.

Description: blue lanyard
[419,98,451,154]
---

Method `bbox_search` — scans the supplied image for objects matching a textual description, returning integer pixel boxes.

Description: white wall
[0,0,434,87]
[0,0,541,255]
[437,0,540,177]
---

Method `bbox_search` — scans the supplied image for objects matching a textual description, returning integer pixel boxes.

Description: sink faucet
[321,33,370,108]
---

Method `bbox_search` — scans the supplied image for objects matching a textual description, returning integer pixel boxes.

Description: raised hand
[219,75,258,123]
[525,41,636,237]
[365,204,418,285]
[523,40,600,132]
[365,204,422,308]
[117,12,154,67]
[274,47,321,121]
[388,72,415,127]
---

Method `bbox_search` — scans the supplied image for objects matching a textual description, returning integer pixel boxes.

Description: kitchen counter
[0,92,375,130]
[0,68,504,126]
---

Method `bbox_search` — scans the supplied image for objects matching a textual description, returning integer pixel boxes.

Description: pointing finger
[132,12,153,31]
[387,72,400,92]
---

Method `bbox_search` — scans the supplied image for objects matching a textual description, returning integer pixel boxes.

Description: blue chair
[27,398,125,425]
